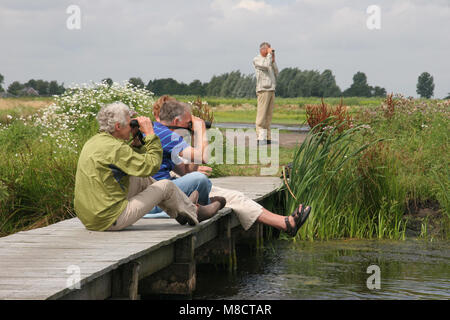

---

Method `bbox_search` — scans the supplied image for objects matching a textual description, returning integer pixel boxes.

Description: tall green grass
[284,122,407,240]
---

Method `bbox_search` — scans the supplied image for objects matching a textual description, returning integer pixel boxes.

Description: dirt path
[277,132,308,148]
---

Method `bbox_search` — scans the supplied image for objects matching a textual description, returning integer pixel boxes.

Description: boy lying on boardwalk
[74,102,224,231]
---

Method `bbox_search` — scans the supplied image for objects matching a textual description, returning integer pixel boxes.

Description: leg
[210,186,309,234]
[171,172,212,205]
[257,208,291,231]
[258,205,311,237]
[256,91,271,141]
[143,172,212,218]
[210,185,263,231]
[265,91,275,140]
[108,178,198,231]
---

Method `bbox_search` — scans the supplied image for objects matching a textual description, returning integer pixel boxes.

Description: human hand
[197,166,212,176]
[135,116,154,136]
[191,115,206,132]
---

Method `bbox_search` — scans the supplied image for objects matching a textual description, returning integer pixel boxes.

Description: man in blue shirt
[144,100,225,223]
[144,99,311,237]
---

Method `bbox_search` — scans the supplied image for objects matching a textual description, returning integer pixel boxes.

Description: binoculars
[130,119,145,145]
[130,119,212,145]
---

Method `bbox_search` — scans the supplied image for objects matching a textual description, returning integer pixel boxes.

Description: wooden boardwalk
[0,177,282,300]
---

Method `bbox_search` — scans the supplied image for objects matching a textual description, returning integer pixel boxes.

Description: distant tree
[129,77,145,89]
[343,72,372,97]
[416,72,434,99]
[205,73,228,96]
[445,93,450,99]
[48,80,65,95]
[102,78,113,86]
[0,73,4,92]
[371,86,387,97]
[7,81,25,96]
[319,69,341,97]
[220,71,241,97]
[276,68,298,97]
[231,74,256,98]
[146,78,185,95]
[37,80,50,96]
[187,79,205,96]
[25,79,37,90]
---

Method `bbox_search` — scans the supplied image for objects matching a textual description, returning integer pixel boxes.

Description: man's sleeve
[164,132,189,165]
[253,55,272,71]
[273,60,279,78]
[113,134,163,177]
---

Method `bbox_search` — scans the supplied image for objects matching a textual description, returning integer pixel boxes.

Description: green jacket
[74,132,162,231]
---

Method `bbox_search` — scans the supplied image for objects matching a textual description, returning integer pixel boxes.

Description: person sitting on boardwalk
[144,97,226,223]
[144,98,311,237]
[74,102,223,231]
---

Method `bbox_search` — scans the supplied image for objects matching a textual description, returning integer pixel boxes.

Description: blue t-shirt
[152,122,189,180]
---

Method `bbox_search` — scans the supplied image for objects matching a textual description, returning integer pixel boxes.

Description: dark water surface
[193,239,450,300]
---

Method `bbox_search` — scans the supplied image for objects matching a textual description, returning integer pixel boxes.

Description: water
[213,122,310,132]
[193,239,450,300]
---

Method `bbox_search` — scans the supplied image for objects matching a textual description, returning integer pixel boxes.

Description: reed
[284,121,407,240]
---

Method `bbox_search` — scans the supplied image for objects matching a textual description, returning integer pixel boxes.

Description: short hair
[260,42,271,49]
[159,100,191,122]
[153,95,176,119]
[97,102,131,133]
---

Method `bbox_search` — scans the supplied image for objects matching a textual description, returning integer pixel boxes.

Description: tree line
[0,76,65,96]
[0,71,445,99]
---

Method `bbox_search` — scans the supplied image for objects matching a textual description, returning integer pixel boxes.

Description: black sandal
[285,205,311,237]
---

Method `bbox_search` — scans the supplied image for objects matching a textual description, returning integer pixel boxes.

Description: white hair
[260,42,271,49]
[96,102,131,133]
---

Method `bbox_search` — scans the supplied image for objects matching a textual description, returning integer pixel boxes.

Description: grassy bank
[285,96,449,240]
[0,91,448,240]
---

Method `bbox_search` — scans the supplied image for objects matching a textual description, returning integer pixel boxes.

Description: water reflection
[194,240,450,300]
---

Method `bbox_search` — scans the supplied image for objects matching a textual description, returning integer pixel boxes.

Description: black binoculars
[130,119,145,145]
[130,119,212,145]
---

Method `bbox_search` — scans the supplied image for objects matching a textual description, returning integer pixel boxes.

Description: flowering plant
[27,81,154,153]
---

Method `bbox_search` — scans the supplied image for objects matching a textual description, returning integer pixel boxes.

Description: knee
[154,179,174,192]
[188,172,211,189]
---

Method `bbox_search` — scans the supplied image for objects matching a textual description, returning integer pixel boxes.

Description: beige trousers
[256,90,275,140]
[107,176,198,231]
[209,185,263,231]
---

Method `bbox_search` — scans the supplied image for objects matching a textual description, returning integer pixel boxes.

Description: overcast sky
[1,0,449,98]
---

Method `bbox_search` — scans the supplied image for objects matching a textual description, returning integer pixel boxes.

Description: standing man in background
[253,42,279,145]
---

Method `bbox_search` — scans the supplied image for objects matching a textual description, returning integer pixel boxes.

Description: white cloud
[233,0,272,12]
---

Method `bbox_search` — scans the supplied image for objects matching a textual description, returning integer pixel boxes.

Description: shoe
[258,139,272,146]
[209,196,227,210]
[284,204,311,237]
[176,191,199,225]
[188,197,224,226]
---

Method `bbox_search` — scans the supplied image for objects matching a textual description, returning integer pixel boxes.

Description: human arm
[253,54,273,71]
[114,133,163,177]
[173,163,212,176]
[179,116,209,164]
